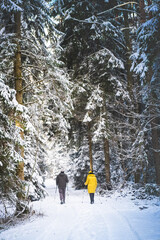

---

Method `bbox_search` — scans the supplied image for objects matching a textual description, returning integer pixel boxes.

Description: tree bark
[151,118,160,184]
[123,8,133,96]
[103,137,111,185]
[14,11,24,181]
[150,87,160,184]
[147,0,152,19]
[14,12,23,104]
[102,95,111,187]
[88,122,93,172]
[139,0,146,23]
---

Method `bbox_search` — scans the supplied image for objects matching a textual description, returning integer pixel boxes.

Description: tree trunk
[123,9,143,183]
[134,171,141,183]
[146,0,160,185]
[88,122,93,172]
[14,12,23,104]
[139,0,146,23]
[103,137,111,186]
[14,11,24,181]
[150,87,160,184]
[141,4,160,184]
[147,0,152,19]
[123,9,133,96]
[151,118,160,184]
[146,0,160,184]
[102,95,111,188]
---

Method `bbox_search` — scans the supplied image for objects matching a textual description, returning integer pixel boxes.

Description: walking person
[56,170,69,204]
[84,170,97,204]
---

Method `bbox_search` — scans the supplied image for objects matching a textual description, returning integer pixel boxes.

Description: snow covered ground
[0,179,160,240]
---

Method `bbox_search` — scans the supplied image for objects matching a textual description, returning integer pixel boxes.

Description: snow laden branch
[97,2,138,16]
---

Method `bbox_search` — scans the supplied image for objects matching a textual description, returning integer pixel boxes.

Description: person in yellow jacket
[84,171,97,204]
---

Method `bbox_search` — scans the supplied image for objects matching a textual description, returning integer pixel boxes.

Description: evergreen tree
[52,0,134,188]
[132,0,160,184]
[0,78,27,217]
[0,0,72,218]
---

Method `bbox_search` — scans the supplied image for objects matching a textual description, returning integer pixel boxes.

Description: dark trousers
[59,188,66,203]
[89,193,94,204]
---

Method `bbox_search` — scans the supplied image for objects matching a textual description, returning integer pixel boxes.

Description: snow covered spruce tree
[51,0,135,188]
[0,79,28,219]
[114,2,149,184]
[0,0,72,218]
[132,0,160,184]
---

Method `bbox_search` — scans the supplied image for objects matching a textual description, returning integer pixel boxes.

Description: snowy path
[1,180,160,240]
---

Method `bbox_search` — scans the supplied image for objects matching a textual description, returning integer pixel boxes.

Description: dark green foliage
[52,0,132,187]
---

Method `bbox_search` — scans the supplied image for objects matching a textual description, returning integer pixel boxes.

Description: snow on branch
[97,2,138,16]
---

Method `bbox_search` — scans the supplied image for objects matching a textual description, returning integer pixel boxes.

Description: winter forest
[0,0,160,228]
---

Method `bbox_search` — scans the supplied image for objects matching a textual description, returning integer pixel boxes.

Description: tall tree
[133,0,160,184]
[14,11,25,184]
[52,0,133,187]
[0,78,26,216]
[0,0,72,217]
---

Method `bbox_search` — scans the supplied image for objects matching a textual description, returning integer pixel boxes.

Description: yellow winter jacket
[85,173,97,193]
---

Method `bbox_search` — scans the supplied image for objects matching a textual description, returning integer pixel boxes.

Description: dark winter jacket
[56,172,69,189]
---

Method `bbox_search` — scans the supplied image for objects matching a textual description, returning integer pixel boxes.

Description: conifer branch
[97,2,138,16]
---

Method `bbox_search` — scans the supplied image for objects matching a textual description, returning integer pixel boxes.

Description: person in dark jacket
[56,170,69,204]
